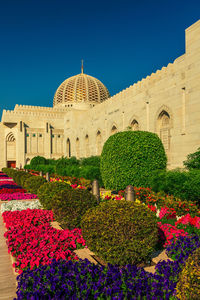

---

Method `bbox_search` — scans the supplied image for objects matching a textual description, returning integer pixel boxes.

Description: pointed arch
[111,124,118,135]
[85,134,90,157]
[6,132,15,142]
[96,130,102,156]
[156,108,172,152]
[6,132,16,167]
[66,138,71,158]
[76,137,80,159]
[130,119,139,131]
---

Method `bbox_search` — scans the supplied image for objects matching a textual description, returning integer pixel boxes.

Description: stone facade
[1,20,200,169]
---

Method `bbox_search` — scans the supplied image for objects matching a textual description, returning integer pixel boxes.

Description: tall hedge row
[100,131,167,190]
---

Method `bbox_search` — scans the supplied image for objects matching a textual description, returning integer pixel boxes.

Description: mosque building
[0,19,200,170]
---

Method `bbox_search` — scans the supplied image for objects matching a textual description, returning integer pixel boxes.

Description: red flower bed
[3,209,85,273]
[0,188,26,194]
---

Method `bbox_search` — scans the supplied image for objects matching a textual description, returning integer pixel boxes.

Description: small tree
[183,147,200,170]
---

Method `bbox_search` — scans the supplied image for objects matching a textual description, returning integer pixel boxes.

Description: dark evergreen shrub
[52,188,98,229]
[37,182,72,210]
[24,176,47,194]
[80,156,100,168]
[55,157,80,176]
[30,156,47,168]
[79,166,102,185]
[100,131,167,190]
[81,200,158,266]
[184,147,200,170]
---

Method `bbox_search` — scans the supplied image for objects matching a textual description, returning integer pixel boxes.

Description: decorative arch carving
[6,132,15,142]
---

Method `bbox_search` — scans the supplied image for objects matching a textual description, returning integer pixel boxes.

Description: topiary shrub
[51,188,98,229]
[24,176,47,194]
[37,182,72,210]
[100,131,167,190]
[81,199,158,266]
[176,247,200,299]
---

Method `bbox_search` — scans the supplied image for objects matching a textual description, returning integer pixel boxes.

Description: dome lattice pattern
[53,73,110,107]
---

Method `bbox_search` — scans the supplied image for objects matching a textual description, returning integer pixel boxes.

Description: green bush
[100,131,167,190]
[150,169,200,206]
[52,188,98,229]
[55,157,80,176]
[81,200,158,266]
[80,156,100,168]
[79,166,102,185]
[30,156,47,168]
[184,147,200,170]
[37,182,72,210]
[24,176,47,194]
[21,173,33,187]
[12,171,28,186]
[176,247,200,299]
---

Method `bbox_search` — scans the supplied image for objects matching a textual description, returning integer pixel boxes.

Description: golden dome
[53,71,110,108]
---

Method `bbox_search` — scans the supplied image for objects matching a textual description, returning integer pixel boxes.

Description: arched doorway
[6,132,16,168]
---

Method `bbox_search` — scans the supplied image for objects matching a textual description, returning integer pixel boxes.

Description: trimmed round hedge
[100,131,167,190]
[24,176,47,194]
[51,188,98,230]
[81,199,158,266]
[37,182,72,210]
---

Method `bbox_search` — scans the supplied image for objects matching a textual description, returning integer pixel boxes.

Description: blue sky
[0,0,200,116]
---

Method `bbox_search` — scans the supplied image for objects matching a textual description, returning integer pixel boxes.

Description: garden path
[0,201,17,300]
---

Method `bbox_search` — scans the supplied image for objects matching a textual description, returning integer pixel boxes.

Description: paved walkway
[0,202,17,300]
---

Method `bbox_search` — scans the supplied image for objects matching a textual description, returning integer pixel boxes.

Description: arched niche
[66,138,71,158]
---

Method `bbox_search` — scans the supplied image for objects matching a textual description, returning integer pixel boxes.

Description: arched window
[76,137,80,159]
[85,134,90,157]
[131,119,139,131]
[111,125,118,135]
[6,132,16,168]
[96,131,102,156]
[66,138,71,158]
[158,111,171,151]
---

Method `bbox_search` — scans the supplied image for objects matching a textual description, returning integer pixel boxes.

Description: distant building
[1,20,200,169]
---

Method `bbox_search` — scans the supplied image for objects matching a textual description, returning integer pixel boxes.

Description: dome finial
[81,59,84,74]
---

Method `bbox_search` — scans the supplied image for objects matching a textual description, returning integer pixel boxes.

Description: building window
[32,134,36,137]
[52,134,55,138]
[58,135,60,138]
[39,134,42,137]
[26,133,29,137]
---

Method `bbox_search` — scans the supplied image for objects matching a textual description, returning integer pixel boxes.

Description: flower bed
[3,209,85,274]
[14,234,200,299]
[1,200,42,213]
[0,192,38,201]
[2,170,200,298]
